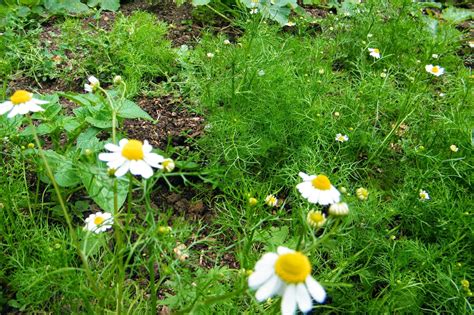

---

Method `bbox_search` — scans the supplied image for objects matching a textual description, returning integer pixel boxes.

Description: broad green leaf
[55,162,81,187]
[76,127,101,153]
[80,168,128,213]
[63,117,81,133]
[192,0,211,6]
[116,100,153,120]
[99,0,119,11]
[442,7,474,24]
[21,123,54,136]
[85,115,113,129]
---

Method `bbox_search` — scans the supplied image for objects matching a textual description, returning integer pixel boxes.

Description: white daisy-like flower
[206,52,215,58]
[328,202,349,216]
[265,194,278,207]
[425,65,444,76]
[0,90,47,118]
[98,139,165,179]
[335,133,349,142]
[162,158,175,172]
[248,246,326,315]
[307,210,326,228]
[356,187,369,201]
[84,212,113,234]
[419,189,430,201]
[84,76,100,92]
[285,21,296,27]
[368,48,381,59]
[296,172,340,206]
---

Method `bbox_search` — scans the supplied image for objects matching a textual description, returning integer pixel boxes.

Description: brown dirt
[122,94,205,150]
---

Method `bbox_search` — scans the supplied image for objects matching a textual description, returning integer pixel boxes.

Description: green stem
[28,118,95,289]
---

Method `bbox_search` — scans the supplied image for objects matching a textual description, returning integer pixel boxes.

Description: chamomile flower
[450,144,459,152]
[162,158,175,172]
[356,187,369,201]
[84,212,113,234]
[265,194,278,207]
[0,90,47,118]
[469,40,474,48]
[307,210,326,228]
[368,48,381,59]
[206,52,215,58]
[335,133,349,142]
[419,189,430,201]
[248,246,326,315]
[425,65,444,76]
[84,76,100,92]
[297,172,340,206]
[250,8,258,14]
[328,202,349,216]
[98,139,165,179]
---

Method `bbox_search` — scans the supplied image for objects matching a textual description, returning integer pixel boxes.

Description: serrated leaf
[21,123,54,136]
[80,168,128,213]
[63,117,81,133]
[442,7,474,24]
[116,100,153,120]
[55,163,80,187]
[76,128,101,153]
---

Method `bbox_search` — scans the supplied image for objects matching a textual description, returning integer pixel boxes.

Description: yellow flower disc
[311,175,331,190]
[309,211,324,224]
[373,48,379,54]
[94,216,105,225]
[122,140,144,160]
[432,66,439,73]
[11,90,32,105]
[275,252,311,284]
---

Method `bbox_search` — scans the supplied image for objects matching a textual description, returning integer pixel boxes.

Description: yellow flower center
[274,252,311,284]
[432,66,439,73]
[94,216,105,225]
[11,90,32,105]
[311,175,331,190]
[121,140,144,160]
[309,211,324,223]
[373,48,379,54]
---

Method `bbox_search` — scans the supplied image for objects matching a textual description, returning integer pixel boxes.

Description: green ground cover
[0,0,472,313]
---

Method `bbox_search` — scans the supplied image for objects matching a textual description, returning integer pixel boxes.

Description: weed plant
[0,0,472,313]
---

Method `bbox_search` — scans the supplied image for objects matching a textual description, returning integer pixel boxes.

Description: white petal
[142,140,153,153]
[7,106,21,118]
[144,152,164,168]
[277,246,294,255]
[255,252,278,271]
[281,284,297,315]
[255,274,281,302]
[248,269,274,290]
[296,283,313,313]
[298,172,310,181]
[107,156,127,170]
[84,84,92,92]
[27,103,45,112]
[32,98,49,105]
[17,103,32,115]
[115,160,130,177]
[104,143,121,152]
[98,152,120,162]
[118,138,128,148]
[130,160,153,178]
[0,101,13,115]
[305,276,326,303]
[88,76,99,84]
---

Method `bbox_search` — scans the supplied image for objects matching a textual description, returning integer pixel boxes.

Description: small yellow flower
[449,144,459,152]
[27,143,35,149]
[419,189,430,201]
[425,64,444,76]
[248,197,258,206]
[461,279,470,289]
[158,226,172,234]
[307,210,326,228]
[356,187,369,201]
[328,202,349,216]
[368,48,381,59]
[265,194,278,207]
[162,158,175,172]
[335,133,349,142]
